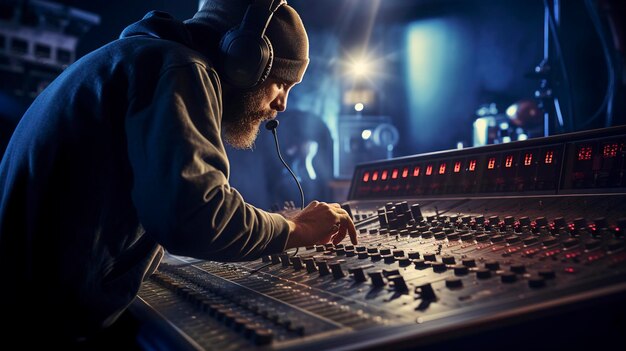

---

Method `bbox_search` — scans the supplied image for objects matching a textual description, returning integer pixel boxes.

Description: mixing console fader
[132,127,626,350]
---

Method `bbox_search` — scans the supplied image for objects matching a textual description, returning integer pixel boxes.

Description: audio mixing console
[131,126,626,350]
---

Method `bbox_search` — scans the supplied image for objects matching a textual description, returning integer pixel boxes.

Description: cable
[580,0,616,129]
[544,0,576,132]
[248,120,306,275]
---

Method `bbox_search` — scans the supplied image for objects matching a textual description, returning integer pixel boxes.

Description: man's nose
[271,91,289,112]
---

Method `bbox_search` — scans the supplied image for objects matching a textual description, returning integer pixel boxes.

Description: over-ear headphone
[218,0,285,89]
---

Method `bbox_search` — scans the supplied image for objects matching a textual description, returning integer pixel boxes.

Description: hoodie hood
[120,11,193,48]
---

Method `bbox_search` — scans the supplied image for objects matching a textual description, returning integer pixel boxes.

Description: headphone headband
[218,0,287,88]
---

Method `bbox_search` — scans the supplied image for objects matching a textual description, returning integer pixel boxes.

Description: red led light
[362,172,370,182]
[505,155,513,168]
[469,160,477,172]
[426,165,433,176]
[545,150,554,164]
[487,157,496,170]
[603,143,619,158]
[578,146,592,161]
[402,167,409,178]
[524,153,533,166]
[391,169,398,179]
[454,161,461,173]
[372,171,379,181]
[381,170,388,180]
[439,163,446,175]
[413,166,421,177]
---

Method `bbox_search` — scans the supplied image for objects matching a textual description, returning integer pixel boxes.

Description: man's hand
[285,201,358,248]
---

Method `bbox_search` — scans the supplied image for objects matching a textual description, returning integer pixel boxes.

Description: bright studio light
[350,59,371,77]
[361,129,372,140]
[354,103,364,112]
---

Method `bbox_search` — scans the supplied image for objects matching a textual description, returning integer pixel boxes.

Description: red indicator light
[545,150,554,164]
[402,167,409,178]
[391,169,398,179]
[469,160,477,172]
[439,163,446,175]
[487,157,496,170]
[454,161,461,173]
[524,153,533,166]
[603,143,619,158]
[381,170,388,180]
[564,267,575,274]
[578,147,592,161]
[505,155,513,168]
[362,172,370,182]
[426,165,433,176]
[413,166,421,177]
[372,171,379,181]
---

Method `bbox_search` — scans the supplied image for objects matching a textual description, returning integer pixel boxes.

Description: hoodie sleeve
[125,62,290,261]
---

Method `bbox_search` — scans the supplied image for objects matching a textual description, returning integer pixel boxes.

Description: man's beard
[222,86,276,150]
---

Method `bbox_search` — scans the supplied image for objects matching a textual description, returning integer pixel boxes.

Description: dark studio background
[0,0,624,210]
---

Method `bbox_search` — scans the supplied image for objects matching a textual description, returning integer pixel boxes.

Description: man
[0,0,357,345]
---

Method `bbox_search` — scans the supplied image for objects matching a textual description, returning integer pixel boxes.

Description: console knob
[349,267,368,283]
[476,268,492,279]
[304,258,317,273]
[446,277,463,289]
[317,261,331,276]
[388,275,409,293]
[329,263,346,279]
[291,257,303,271]
[368,271,386,287]
[415,283,437,300]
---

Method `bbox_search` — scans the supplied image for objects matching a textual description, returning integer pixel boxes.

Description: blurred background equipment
[0,0,99,153]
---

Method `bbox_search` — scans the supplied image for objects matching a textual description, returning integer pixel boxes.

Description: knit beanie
[186,0,309,84]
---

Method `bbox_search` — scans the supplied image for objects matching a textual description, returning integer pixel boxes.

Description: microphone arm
[265,120,305,211]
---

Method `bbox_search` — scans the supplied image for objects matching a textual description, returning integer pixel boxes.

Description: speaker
[334,115,399,179]
[218,0,285,89]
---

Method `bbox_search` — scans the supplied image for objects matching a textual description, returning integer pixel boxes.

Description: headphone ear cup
[218,28,273,89]
[258,35,274,85]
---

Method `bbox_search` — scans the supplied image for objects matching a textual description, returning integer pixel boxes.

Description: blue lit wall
[395,0,544,155]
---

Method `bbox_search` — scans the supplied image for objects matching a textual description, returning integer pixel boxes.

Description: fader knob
[535,217,548,227]
[349,267,368,283]
[442,255,456,264]
[475,216,485,225]
[593,217,608,229]
[485,261,500,270]
[291,257,303,271]
[329,263,346,279]
[446,278,463,289]
[453,265,469,276]
[511,264,526,274]
[553,217,567,229]
[304,258,317,273]
[411,204,424,221]
[388,275,409,293]
[415,283,437,300]
[398,257,411,267]
[432,262,447,273]
[476,268,492,279]
[462,259,476,267]
[519,216,531,226]
[504,216,515,226]
[368,271,386,287]
[423,253,436,261]
[317,261,330,276]
[501,272,517,283]
[573,217,587,229]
